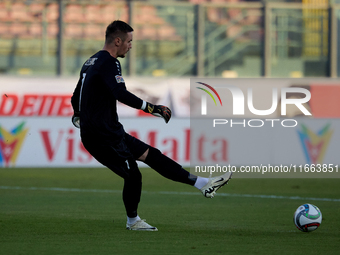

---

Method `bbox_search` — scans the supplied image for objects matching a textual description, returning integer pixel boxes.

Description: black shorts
[81,132,149,179]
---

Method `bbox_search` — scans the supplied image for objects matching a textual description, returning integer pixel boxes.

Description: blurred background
[1,0,340,78]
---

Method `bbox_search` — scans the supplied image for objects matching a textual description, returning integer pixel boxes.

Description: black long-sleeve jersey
[71,50,143,141]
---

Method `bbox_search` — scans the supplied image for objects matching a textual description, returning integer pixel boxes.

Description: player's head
[105,20,133,58]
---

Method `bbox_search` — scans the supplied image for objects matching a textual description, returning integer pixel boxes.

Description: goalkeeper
[71,20,232,231]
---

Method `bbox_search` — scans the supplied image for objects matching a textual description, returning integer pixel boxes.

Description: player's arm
[101,59,171,123]
[140,101,172,124]
[115,85,172,123]
[70,76,82,128]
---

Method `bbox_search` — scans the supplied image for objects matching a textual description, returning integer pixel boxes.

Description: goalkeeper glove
[72,111,80,128]
[142,102,172,123]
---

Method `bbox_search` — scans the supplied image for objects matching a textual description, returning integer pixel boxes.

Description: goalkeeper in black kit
[71,20,232,231]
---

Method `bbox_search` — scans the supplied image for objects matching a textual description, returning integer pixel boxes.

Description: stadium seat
[135,5,160,25]
[0,3,10,21]
[46,3,59,22]
[29,22,42,37]
[134,29,143,40]
[30,3,44,13]
[102,5,116,23]
[141,25,157,40]
[10,3,31,22]
[47,23,59,38]
[98,4,129,23]
[158,25,181,41]
[65,24,83,39]
[9,22,28,37]
[190,0,208,4]
[134,4,181,41]
[116,5,129,22]
[84,24,104,39]
[85,5,102,23]
[29,3,44,22]
[0,23,9,36]
[64,4,84,23]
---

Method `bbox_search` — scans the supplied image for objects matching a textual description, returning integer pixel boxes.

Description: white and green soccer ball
[293,203,322,232]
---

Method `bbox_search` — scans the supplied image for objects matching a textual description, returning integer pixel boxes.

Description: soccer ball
[293,203,322,232]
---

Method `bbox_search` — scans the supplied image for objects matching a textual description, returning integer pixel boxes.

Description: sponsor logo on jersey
[115,75,125,83]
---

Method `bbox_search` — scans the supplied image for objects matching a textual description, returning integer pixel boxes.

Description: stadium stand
[84,5,102,23]
[0,0,308,77]
[0,1,184,75]
[29,22,43,37]
[0,3,9,21]
[46,3,59,22]
[0,1,182,41]
[84,24,104,39]
[64,4,83,23]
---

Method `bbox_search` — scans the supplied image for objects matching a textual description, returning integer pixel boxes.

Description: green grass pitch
[1,168,340,255]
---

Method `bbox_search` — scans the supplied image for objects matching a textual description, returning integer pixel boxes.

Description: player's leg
[121,157,157,231]
[81,136,156,230]
[125,133,232,197]
[125,133,196,185]
[143,146,197,185]
[143,146,232,198]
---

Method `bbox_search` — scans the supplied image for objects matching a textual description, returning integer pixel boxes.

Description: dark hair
[105,20,133,44]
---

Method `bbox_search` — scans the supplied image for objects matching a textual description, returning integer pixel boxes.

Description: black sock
[144,147,196,186]
[122,160,142,218]
[123,178,141,218]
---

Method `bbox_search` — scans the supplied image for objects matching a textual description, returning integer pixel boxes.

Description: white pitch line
[0,185,340,202]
